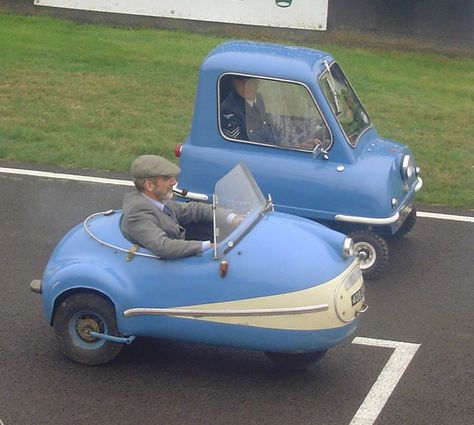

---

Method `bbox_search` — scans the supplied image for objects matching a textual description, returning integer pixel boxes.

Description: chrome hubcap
[354,242,376,269]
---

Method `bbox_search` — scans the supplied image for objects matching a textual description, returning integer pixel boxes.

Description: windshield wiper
[323,60,341,115]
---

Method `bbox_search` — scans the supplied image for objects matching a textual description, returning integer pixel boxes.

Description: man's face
[235,79,258,101]
[147,175,177,201]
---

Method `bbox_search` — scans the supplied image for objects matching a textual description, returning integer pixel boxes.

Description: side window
[219,75,330,151]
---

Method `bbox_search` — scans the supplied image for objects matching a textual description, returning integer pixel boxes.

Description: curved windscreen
[320,61,371,146]
[213,163,267,258]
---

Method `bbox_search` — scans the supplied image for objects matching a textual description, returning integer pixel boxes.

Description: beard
[152,186,174,201]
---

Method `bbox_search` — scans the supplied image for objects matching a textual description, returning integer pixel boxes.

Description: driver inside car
[121,155,242,259]
[220,76,322,150]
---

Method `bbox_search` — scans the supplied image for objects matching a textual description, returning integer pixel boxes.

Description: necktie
[163,205,176,222]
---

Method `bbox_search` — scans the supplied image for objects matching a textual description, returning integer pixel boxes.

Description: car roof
[202,40,333,81]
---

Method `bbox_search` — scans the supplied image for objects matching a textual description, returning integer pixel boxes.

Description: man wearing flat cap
[121,155,214,259]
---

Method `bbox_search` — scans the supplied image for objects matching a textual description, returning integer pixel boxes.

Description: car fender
[41,260,135,326]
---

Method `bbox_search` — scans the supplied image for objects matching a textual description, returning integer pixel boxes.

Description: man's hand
[227,212,245,227]
[231,214,245,227]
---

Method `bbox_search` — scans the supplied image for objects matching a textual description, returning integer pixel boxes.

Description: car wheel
[264,350,327,370]
[54,293,123,365]
[392,207,417,239]
[349,230,389,280]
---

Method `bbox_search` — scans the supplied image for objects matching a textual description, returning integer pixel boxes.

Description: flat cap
[130,155,180,179]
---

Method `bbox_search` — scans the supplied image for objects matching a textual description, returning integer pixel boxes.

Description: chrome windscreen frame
[318,60,373,149]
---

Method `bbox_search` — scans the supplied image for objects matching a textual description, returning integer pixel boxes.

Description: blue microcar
[31,164,366,369]
[175,41,423,279]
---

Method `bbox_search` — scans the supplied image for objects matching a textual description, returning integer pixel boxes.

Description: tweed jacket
[121,192,213,259]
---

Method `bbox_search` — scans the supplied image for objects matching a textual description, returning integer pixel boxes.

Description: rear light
[174,143,183,158]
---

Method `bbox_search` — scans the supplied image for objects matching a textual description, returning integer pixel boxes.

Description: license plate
[351,287,364,306]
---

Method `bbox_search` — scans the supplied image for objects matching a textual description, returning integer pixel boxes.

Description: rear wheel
[264,350,327,370]
[54,293,123,365]
[349,230,389,280]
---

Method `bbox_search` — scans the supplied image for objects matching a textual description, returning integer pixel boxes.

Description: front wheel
[54,293,123,365]
[264,350,327,370]
[349,230,389,280]
[392,206,417,239]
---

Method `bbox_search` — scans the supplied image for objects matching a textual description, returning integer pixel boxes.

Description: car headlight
[343,237,354,257]
[342,265,362,290]
[401,154,415,180]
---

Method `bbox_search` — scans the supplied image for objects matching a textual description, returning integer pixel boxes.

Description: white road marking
[416,211,474,223]
[350,337,421,425]
[0,166,472,223]
[0,167,133,187]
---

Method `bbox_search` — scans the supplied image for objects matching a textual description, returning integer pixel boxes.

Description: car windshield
[213,163,267,258]
[320,61,371,146]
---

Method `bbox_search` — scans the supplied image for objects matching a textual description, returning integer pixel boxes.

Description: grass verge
[0,14,473,206]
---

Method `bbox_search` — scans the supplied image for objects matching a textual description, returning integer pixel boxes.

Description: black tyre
[264,350,327,370]
[392,207,417,239]
[349,230,389,280]
[53,293,123,365]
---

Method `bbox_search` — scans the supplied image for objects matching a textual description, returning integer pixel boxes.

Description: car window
[219,75,331,151]
[319,62,371,146]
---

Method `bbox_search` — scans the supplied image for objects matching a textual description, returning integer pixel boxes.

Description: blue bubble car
[31,163,366,369]
[175,41,423,279]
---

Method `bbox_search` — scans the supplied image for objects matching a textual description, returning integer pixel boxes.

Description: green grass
[0,14,473,207]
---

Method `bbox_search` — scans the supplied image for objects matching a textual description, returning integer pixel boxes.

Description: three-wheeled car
[31,164,366,369]
[175,41,423,279]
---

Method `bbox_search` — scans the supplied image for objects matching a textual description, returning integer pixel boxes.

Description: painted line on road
[0,166,133,187]
[0,167,472,223]
[416,211,474,223]
[350,337,421,425]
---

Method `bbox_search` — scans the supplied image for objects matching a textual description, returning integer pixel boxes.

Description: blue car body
[34,165,366,364]
[178,41,422,235]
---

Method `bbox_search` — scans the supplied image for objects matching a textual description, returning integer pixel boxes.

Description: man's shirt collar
[141,193,165,211]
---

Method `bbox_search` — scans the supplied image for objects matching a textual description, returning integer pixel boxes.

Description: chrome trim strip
[212,194,218,259]
[83,211,160,259]
[124,304,329,318]
[335,212,400,225]
[415,177,423,192]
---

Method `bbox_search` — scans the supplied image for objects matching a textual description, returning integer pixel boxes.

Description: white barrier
[34,0,328,30]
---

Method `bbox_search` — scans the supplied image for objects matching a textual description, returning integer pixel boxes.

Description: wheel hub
[75,315,102,343]
[354,242,376,269]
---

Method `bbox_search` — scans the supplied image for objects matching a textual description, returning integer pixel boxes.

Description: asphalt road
[0,162,473,425]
